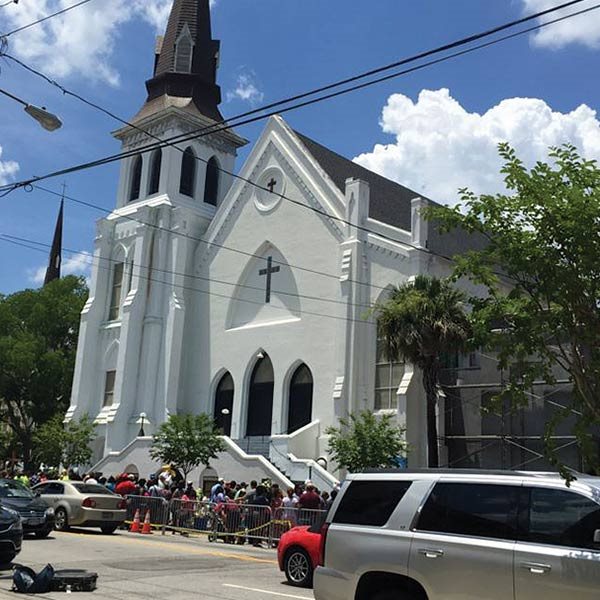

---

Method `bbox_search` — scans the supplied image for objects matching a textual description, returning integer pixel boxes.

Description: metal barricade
[126,497,327,544]
[125,495,170,529]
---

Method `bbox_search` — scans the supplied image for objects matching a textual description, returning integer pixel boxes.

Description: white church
[67,0,489,490]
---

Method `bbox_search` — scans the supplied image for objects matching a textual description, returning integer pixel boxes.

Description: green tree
[33,414,97,470]
[375,276,472,467]
[0,276,88,469]
[150,414,225,481]
[326,410,407,473]
[428,144,600,474]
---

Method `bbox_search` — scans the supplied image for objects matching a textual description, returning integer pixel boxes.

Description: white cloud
[29,250,93,286]
[354,88,600,205]
[521,0,600,49]
[2,0,215,86]
[226,72,264,105]
[0,144,19,186]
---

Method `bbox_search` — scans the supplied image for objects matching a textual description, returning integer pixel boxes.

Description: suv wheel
[284,548,313,588]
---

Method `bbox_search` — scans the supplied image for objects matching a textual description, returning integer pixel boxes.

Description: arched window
[204,156,220,206]
[174,24,194,73]
[288,364,313,433]
[374,327,404,411]
[214,372,234,437]
[246,354,274,437]
[129,155,143,202]
[179,147,196,198]
[148,149,162,195]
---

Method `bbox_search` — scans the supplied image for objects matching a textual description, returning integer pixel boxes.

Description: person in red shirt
[298,484,321,510]
[115,474,137,497]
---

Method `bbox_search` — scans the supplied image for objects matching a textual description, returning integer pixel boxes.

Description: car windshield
[72,484,113,495]
[0,479,34,499]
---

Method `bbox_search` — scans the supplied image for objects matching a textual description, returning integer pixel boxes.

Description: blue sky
[1,0,600,293]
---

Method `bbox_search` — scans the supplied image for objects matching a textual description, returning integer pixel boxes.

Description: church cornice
[114,107,247,153]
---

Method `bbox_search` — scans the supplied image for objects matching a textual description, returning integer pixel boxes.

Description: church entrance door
[214,372,234,437]
[246,355,274,437]
[287,364,313,433]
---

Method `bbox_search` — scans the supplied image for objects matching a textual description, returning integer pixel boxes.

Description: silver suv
[314,470,600,600]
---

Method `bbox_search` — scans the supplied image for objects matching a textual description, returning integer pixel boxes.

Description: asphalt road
[0,529,316,600]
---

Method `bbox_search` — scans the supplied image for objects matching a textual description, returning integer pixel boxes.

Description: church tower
[67,0,247,459]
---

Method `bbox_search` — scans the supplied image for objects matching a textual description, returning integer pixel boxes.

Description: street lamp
[0,87,62,131]
[138,412,147,437]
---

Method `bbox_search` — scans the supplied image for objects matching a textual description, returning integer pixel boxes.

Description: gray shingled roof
[294,130,485,257]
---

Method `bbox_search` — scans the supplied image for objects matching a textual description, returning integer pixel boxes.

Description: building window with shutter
[108,262,124,321]
[129,155,143,202]
[204,156,220,206]
[103,371,116,407]
[179,147,196,197]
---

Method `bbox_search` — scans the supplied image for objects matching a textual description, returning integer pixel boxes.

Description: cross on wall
[259,256,280,303]
[266,178,277,193]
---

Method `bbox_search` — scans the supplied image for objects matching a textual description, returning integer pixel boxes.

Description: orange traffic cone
[141,509,152,535]
[129,509,141,533]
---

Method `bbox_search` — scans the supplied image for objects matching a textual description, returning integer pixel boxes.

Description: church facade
[68,0,482,487]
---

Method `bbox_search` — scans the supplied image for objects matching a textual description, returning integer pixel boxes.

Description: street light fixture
[138,412,147,437]
[0,87,62,131]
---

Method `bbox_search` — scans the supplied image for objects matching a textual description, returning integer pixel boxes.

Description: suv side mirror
[594,530,600,544]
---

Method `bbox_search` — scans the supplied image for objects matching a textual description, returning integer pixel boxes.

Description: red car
[277,525,322,587]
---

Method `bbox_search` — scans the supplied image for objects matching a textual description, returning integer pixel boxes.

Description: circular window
[255,167,286,212]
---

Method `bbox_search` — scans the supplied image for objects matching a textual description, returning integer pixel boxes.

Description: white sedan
[32,481,127,535]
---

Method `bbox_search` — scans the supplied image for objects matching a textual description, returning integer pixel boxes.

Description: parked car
[32,481,127,534]
[0,505,23,564]
[0,479,54,538]
[314,469,600,600]
[278,524,322,587]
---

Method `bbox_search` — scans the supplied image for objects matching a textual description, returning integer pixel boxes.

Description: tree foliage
[33,414,97,470]
[375,276,472,467]
[0,276,88,468]
[428,144,600,474]
[150,414,225,480]
[326,410,408,473]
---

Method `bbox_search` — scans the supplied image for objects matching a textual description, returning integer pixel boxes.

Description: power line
[1,231,376,311]
[2,0,94,36]
[32,182,397,295]
[0,234,376,327]
[1,0,597,197]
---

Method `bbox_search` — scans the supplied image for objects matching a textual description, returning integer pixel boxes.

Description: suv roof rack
[358,468,562,477]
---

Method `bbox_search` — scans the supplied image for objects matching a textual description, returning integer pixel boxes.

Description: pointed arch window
[288,364,313,433]
[214,372,234,437]
[246,354,274,437]
[204,156,220,206]
[174,24,194,73]
[129,155,143,202]
[179,147,196,198]
[148,149,162,196]
[374,327,405,411]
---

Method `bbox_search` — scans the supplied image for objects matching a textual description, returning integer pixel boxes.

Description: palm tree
[375,275,472,467]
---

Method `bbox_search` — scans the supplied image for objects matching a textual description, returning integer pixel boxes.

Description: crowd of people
[1,469,336,545]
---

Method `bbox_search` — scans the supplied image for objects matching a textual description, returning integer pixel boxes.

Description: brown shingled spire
[143,0,222,121]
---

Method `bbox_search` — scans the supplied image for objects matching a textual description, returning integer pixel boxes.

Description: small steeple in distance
[144,0,222,122]
[44,197,63,286]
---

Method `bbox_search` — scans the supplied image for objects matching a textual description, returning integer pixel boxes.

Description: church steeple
[143,0,222,121]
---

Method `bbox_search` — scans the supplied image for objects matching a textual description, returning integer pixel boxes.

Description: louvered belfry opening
[144,0,223,121]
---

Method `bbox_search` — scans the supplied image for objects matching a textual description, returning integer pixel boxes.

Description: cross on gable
[259,256,281,304]
[267,178,277,193]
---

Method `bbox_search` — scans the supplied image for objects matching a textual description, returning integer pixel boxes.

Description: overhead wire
[0,234,377,326]
[0,0,598,197]
[2,0,95,36]
[0,231,377,311]
[8,0,600,288]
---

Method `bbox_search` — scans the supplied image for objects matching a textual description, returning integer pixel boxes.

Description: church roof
[294,131,423,232]
[140,0,223,123]
[294,130,484,256]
